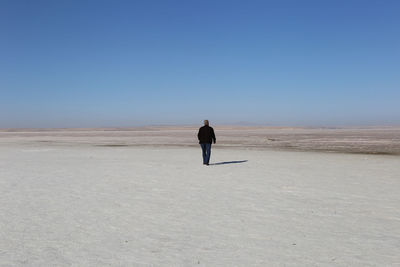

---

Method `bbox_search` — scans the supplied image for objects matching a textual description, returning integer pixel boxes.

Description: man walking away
[197,120,216,165]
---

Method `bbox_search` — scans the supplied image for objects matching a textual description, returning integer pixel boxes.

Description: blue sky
[1,0,399,127]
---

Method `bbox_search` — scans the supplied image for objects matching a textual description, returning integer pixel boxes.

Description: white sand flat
[0,142,399,266]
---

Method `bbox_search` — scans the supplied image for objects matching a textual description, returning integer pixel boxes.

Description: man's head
[204,120,209,126]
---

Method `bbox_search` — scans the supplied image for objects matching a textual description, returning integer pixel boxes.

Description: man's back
[198,125,216,144]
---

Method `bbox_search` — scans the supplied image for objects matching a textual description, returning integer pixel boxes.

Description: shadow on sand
[210,160,248,166]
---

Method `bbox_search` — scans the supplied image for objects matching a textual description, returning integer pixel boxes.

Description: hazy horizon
[1,121,400,130]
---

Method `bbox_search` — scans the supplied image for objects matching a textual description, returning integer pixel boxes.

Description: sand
[1,126,399,154]
[0,128,399,266]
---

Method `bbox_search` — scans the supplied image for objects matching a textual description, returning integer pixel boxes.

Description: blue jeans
[200,143,212,164]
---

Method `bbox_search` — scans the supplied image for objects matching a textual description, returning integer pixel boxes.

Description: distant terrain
[1,126,399,155]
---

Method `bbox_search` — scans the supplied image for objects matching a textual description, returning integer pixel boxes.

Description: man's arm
[211,128,216,144]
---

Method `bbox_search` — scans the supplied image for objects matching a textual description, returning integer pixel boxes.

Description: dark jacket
[198,125,216,144]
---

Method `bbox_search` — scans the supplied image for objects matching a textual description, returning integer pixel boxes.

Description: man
[197,120,216,165]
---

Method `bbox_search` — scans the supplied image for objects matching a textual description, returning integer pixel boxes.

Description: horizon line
[1,124,400,131]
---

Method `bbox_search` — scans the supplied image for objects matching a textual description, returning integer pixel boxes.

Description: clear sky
[1,0,399,128]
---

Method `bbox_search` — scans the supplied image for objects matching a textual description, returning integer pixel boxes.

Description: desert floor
[0,127,399,266]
